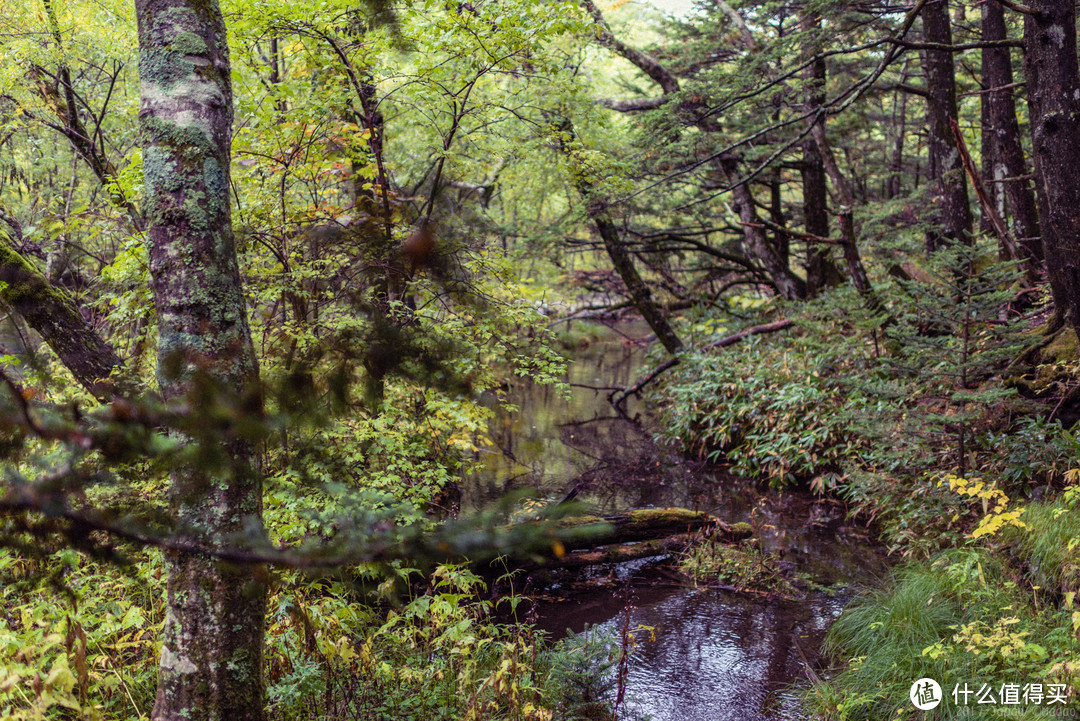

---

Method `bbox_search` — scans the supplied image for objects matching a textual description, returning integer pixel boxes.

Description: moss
[169,31,208,56]
[626,508,703,525]
[1042,327,1080,364]
[728,521,753,539]
[142,146,183,195]
[139,46,192,91]
[202,157,228,212]
[142,115,213,153]
[184,191,210,231]
[0,239,73,308]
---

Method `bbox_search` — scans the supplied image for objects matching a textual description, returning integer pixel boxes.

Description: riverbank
[465,320,892,720]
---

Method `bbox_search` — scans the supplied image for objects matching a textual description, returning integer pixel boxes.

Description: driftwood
[504,508,753,570]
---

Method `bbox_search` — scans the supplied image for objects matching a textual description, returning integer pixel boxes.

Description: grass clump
[1005,499,1080,596]
[809,548,1080,720]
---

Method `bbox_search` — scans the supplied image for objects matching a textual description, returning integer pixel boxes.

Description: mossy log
[505,508,753,569]
[0,236,126,401]
[547,533,696,569]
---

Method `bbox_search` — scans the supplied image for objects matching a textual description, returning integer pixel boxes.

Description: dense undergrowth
[0,555,621,720]
[647,242,1080,719]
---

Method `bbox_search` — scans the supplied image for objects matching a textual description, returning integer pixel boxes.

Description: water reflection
[466,320,697,514]
[539,584,848,721]
[465,321,886,720]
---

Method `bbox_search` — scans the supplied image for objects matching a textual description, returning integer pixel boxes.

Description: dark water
[464,321,887,721]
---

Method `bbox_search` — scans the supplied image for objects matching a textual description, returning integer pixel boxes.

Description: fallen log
[545,533,696,570]
[502,508,753,570]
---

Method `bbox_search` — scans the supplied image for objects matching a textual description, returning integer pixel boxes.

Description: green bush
[653,335,862,489]
[0,556,619,721]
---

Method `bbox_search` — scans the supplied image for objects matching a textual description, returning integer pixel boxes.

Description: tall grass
[806,549,1075,720]
[1006,501,1080,596]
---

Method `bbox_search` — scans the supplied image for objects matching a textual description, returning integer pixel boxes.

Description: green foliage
[678,536,796,595]
[811,549,1080,721]
[1004,495,1080,597]
[653,329,860,489]
[650,240,1050,559]
[261,564,623,721]
[0,554,620,721]
[0,550,162,720]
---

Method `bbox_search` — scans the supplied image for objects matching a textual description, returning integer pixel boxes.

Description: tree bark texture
[0,236,125,401]
[723,159,807,302]
[809,125,877,302]
[887,62,912,199]
[135,1,266,719]
[921,0,974,250]
[979,59,997,240]
[1022,0,1080,331]
[982,0,1042,268]
[800,11,841,296]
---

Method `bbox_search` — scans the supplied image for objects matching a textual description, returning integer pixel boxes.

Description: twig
[609,319,796,408]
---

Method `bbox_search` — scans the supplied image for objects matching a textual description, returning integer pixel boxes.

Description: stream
[464,321,888,721]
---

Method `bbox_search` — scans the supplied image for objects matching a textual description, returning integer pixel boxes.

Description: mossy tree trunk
[0,238,124,401]
[135,1,266,719]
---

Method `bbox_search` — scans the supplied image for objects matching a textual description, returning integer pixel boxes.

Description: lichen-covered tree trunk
[1022,0,1080,332]
[134,1,266,719]
[0,237,124,401]
[921,0,973,251]
[981,0,1041,269]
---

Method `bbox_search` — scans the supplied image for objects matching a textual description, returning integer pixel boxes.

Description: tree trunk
[769,174,789,268]
[590,206,685,354]
[556,119,684,354]
[886,64,911,200]
[801,12,841,296]
[802,137,835,296]
[512,508,752,566]
[921,0,974,250]
[810,125,877,302]
[724,159,807,302]
[0,237,125,401]
[1022,0,1080,331]
[135,1,266,719]
[982,0,1042,270]
[979,60,998,240]
[549,508,735,550]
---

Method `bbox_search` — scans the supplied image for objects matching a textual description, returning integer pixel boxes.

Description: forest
[1,0,1080,717]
